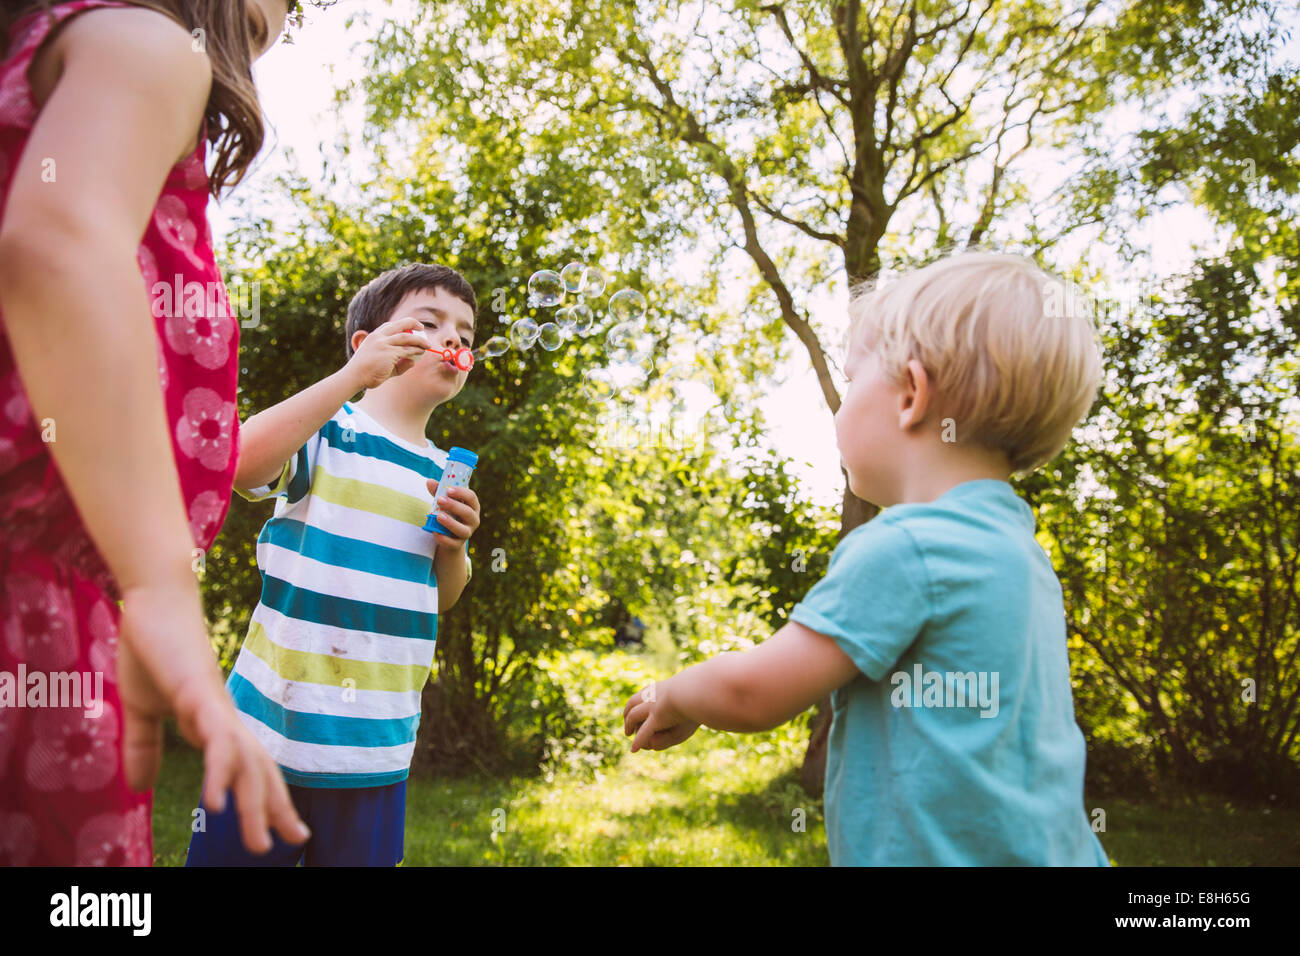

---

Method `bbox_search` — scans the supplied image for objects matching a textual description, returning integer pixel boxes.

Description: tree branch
[749,192,847,245]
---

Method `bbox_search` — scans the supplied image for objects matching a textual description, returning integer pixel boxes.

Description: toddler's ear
[350,329,369,355]
[899,359,932,429]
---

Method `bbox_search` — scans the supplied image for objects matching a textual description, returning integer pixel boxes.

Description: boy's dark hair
[344,263,478,359]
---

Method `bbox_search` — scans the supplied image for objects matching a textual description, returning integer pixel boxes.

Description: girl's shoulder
[8,2,210,120]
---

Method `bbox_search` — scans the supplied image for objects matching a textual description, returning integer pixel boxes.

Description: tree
[366,0,1283,789]
[1023,38,1300,794]
[206,149,795,774]
[1023,245,1300,795]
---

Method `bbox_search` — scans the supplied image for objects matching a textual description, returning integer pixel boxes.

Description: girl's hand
[117,584,310,855]
[426,483,481,551]
[623,680,701,752]
[346,318,431,390]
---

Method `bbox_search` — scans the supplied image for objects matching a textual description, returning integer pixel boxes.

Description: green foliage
[1020,16,1300,795]
[206,50,794,777]
[202,0,1300,803]
[1021,244,1300,796]
[1065,1,1292,258]
[521,648,659,781]
[725,444,840,631]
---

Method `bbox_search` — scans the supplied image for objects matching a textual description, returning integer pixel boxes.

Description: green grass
[153,721,824,866]
[152,742,209,868]
[1081,794,1300,866]
[151,724,1299,866]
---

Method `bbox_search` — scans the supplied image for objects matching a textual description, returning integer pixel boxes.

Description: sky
[213,0,1256,509]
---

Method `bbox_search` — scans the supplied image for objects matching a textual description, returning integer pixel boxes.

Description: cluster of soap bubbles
[582,288,656,403]
[471,261,610,364]
[472,262,657,407]
[471,262,721,439]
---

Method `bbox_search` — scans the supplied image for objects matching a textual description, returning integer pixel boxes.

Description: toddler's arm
[0,10,307,852]
[623,621,860,751]
[235,317,431,489]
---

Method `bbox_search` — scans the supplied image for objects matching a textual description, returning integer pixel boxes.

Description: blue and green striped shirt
[229,403,460,788]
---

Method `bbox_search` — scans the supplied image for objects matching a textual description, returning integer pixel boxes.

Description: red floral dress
[0,1,241,865]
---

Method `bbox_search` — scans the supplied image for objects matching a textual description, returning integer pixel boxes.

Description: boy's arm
[624,621,860,749]
[434,543,469,612]
[235,366,365,490]
[235,318,431,490]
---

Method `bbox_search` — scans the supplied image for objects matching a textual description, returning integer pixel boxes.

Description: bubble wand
[425,345,476,371]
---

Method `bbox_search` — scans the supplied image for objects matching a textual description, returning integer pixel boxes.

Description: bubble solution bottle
[423,446,478,536]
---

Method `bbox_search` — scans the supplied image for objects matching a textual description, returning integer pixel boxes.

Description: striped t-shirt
[228,402,461,788]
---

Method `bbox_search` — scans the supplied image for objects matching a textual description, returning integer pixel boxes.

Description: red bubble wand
[425,346,475,371]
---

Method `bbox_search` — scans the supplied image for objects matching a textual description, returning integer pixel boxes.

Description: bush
[1083,736,1160,799]
[520,648,660,782]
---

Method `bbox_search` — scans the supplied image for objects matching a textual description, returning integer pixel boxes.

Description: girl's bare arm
[0,9,306,852]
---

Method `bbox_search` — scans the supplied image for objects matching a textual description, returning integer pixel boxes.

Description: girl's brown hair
[1,0,292,196]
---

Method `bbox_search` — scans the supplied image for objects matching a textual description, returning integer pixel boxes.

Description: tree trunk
[800,473,878,795]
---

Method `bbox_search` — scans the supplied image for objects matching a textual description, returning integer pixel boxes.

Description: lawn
[151,722,1299,866]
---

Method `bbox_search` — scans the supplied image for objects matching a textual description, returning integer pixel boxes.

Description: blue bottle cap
[447,446,478,468]
[423,513,454,536]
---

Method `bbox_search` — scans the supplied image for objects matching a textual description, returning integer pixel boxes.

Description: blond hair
[847,252,1102,474]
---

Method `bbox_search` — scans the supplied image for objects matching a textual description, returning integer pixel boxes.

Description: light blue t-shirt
[790,479,1110,866]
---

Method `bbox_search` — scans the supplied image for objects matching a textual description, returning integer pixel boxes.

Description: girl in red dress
[0,0,310,864]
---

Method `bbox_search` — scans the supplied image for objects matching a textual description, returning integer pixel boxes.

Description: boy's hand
[426,482,480,549]
[623,680,700,752]
[347,317,430,390]
[116,584,310,855]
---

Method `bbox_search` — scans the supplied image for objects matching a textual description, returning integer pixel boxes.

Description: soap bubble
[608,288,647,323]
[609,356,654,390]
[581,367,617,404]
[527,270,564,307]
[661,359,705,393]
[569,302,595,336]
[581,265,607,299]
[658,359,718,411]
[538,322,564,351]
[473,335,510,361]
[555,306,577,333]
[560,262,586,293]
[606,322,654,364]
[510,317,541,350]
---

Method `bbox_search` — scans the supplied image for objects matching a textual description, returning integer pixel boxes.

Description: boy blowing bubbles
[624,252,1110,866]
[187,264,480,866]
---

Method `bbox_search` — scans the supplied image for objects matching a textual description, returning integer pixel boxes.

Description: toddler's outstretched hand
[623,681,700,753]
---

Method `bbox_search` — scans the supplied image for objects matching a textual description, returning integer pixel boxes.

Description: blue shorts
[185,779,406,867]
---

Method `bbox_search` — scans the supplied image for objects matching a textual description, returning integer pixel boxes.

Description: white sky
[212,1,1268,509]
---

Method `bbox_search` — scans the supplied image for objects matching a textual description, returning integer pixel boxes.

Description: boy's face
[383,287,476,407]
[834,331,905,506]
